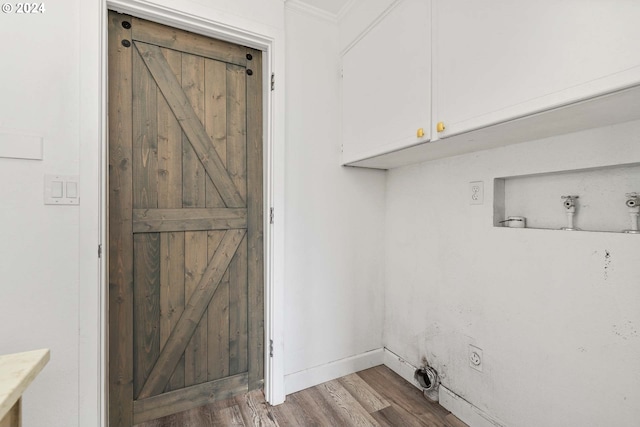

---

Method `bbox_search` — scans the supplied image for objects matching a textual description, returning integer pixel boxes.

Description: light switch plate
[470,181,484,205]
[45,175,80,205]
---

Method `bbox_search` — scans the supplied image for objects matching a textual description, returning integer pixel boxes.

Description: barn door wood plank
[226,63,249,377]
[246,48,264,389]
[205,59,228,178]
[132,233,161,398]
[229,235,248,375]
[182,52,210,388]
[133,373,249,424]
[134,41,245,208]
[184,226,208,387]
[157,46,186,392]
[132,43,162,399]
[132,208,247,233]
[207,230,230,381]
[132,17,248,68]
[226,64,247,202]
[138,229,246,399]
[108,11,134,425]
[204,57,231,383]
[204,58,227,209]
[159,232,185,392]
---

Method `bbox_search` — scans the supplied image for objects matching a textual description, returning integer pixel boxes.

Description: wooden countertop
[0,349,50,421]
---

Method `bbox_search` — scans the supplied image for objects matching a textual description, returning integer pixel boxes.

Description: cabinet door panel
[435,0,640,137]
[342,0,431,165]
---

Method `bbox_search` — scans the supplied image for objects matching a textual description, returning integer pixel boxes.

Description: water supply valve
[562,195,579,210]
[561,195,580,230]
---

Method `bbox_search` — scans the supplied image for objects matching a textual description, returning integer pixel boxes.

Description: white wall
[0,2,81,426]
[284,7,386,383]
[384,119,640,427]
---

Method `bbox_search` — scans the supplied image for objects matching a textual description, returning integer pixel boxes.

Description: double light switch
[44,175,79,205]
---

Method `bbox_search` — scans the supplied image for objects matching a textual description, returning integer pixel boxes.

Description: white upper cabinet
[433,0,640,138]
[341,0,431,165]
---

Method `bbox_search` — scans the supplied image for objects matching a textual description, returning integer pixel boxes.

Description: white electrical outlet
[469,345,483,372]
[470,181,484,205]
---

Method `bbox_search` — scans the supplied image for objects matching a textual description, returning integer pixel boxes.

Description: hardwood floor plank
[294,386,349,427]
[179,405,212,427]
[338,372,390,413]
[214,405,246,426]
[357,366,448,426]
[371,405,426,427]
[445,413,469,427]
[267,397,306,427]
[283,393,328,427]
[234,390,278,427]
[317,379,381,427]
[396,402,446,427]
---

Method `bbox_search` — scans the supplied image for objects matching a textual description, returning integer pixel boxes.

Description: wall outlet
[469,345,483,372]
[470,181,484,205]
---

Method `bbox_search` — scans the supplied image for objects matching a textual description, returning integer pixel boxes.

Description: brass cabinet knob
[417,128,425,138]
[436,122,446,133]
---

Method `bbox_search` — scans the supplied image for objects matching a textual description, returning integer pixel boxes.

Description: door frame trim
[79,2,286,425]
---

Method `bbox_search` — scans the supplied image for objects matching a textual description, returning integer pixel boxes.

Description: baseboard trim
[382,347,422,390]
[284,348,384,395]
[439,385,504,427]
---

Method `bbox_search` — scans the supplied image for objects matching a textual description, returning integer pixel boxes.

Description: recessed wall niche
[494,163,640,233]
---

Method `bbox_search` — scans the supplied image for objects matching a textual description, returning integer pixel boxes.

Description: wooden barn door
[108,11,264,426]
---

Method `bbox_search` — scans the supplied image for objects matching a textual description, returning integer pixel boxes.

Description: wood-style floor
[136,365,468,427]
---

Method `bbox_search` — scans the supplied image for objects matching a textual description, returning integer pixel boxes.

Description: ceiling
[294,0,352,15]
